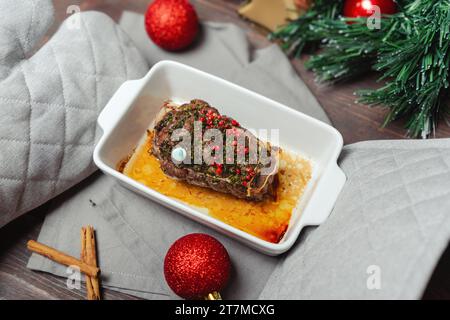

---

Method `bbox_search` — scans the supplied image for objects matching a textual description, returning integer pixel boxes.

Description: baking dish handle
[304,163,346,226]
[97,79,143,134]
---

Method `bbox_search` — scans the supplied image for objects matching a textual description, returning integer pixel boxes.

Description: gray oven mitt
[260,139,450,299]
[28,11,450,300]
[0,0,147,228]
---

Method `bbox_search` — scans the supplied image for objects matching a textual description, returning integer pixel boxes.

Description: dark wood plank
[0,0,447,300]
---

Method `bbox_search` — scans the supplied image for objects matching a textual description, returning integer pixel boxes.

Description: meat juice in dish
[119,100,312,243]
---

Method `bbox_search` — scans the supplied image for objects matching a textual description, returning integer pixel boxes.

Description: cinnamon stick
[27,240,99,277]
[81,226,101,300]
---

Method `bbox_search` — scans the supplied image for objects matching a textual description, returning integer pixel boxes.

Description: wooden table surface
[0,0,448,300]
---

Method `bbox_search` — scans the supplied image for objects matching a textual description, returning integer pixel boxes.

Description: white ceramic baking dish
[93,60,345,255]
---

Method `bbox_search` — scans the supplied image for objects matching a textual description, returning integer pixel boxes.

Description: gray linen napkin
[28,12,450,300]
[0,2,147,228]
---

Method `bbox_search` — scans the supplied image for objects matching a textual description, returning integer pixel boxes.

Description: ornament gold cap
[204,291,222,300]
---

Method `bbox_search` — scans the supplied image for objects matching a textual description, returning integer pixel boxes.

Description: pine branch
[304,1,411,82]
[305,17,403,82]
[359,0,450,138]
[272,0,450,138]
[269,0,344,57]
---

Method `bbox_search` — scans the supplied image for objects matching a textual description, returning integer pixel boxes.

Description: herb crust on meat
[151,99,279,201]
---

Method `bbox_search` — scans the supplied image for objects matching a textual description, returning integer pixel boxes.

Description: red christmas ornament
[145,0,199,51]
[164,233,231,299]
[343,0,397,18]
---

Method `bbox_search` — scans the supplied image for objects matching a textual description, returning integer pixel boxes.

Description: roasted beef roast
[152,99,279,201]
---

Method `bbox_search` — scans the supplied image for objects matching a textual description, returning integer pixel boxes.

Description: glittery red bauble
[145,0,199,51]
[343,0,397,18]
[164,233,231,299]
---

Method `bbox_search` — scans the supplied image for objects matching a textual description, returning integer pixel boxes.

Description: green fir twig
[269,0,344,56]
[271,0,450,138]
[359,0,450,138]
